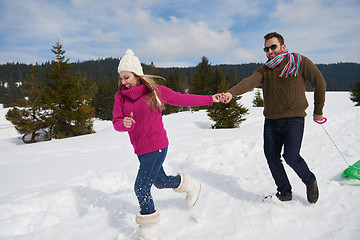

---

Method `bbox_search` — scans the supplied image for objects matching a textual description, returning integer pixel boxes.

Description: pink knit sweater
[112,84,213,155]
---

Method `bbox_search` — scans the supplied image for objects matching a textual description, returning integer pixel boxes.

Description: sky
[0,0,360,67]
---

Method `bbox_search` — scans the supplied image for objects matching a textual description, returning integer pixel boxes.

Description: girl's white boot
[174,173,201,207]
[135,211,160,240]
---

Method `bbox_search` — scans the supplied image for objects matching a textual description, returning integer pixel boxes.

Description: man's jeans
[264,117,315,194]
[135,147,181,215]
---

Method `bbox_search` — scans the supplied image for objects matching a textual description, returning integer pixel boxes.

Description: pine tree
[350,78,360,106]
[5,67,47,143]
[162,70,184,115]
[207,77,248,128]
[226,67,240,86]
[93,77,116,120]
[190,56,214,95]
[42,40,97,138]
[213,67,224,93]
[2,79,23,108]
[252,88,264,107]
[145,62,158,75]
[190,56,214,111]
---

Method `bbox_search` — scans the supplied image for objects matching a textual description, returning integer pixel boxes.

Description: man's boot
[306,179,319,204]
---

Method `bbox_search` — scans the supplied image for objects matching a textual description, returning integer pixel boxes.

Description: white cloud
[271,0,360,63]
[66,50,100,62]
[113,8,238,61]
[233,48,259,63]
[0,50,48,64]
[0,0,359,65]
[92,29,117,43]
[140,20,236,60]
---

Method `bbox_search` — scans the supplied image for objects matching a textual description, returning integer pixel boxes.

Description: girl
[112,49,220,240]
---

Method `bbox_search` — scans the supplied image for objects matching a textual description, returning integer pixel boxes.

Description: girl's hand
[212,93,222,103]
[123,112,136,128]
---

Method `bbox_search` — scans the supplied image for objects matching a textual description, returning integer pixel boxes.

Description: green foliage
[213,67,224,93]
[93,78,116,120]
[252,88,264,107]
[226,66,241,86]
[207,77,248,129]
[350,78,360,106]
[145,62,158,75]
[162,70,186,115]
[5,67,48,143]
[1,80,23,108]
[6,40,98,142]
[316,63,360,90]
[190,56,215,111]
[2,60,360,112]
[42,41,97,139]
[190,56,214,95]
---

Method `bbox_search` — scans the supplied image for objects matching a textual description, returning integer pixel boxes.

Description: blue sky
[1,0,359,67]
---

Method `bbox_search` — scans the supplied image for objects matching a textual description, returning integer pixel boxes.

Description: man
[222,32,326,204]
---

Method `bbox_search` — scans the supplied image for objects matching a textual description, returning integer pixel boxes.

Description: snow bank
[0,91,359,240]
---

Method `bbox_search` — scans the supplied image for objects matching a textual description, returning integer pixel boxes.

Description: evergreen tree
[190,56,214,111]
[190,56,214,95]
[5,67,47,143]
[165,70,182,92]
[350,78,360,106]
[145,62,158,75]
[252,88,264,107]
[0,84,6,104]
[162,70,184,115]
[213,67,224,93]
[93,77,116,120]
[42,40,97,138]
[207,77,248,128]
[226,67,240,86]
[2,79,23,108]
[145,61,165,85]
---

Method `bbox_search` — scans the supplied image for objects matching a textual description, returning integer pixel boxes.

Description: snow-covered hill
[1,90,359,240]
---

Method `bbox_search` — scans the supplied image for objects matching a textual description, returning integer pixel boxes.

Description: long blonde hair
[118,74,165,112]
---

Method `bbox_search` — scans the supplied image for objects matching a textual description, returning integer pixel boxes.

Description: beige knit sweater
[228,56,326,119]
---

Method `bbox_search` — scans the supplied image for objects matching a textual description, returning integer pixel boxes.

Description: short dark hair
[264,32,284,45]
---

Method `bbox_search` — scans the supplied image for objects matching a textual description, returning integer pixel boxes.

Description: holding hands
[125,93,234,128]
[212,92,233,104]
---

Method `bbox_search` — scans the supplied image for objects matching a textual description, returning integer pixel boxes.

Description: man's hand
[313,114,324,122]
[223,92,233,103]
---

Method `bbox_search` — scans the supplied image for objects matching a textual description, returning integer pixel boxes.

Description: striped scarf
[265,50,302,78]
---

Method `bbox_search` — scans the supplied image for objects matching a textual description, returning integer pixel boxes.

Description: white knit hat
[117,49,144,76]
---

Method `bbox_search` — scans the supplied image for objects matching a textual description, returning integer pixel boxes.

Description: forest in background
[1,58,359,119]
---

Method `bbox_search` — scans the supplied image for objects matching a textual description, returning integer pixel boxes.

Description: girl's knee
[153,177,166,189]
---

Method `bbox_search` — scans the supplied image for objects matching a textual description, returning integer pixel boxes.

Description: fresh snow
[0,90,360,240]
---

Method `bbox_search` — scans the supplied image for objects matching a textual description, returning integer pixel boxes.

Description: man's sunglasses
[263,44,278,52]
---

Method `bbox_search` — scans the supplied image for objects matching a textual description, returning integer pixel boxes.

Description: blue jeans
[264,118,315,195]
[135,147,181,215]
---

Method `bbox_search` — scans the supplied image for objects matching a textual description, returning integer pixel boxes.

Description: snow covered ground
[0,90,359,240]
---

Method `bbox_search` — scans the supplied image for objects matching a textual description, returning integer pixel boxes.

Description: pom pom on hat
[117,49,144,76]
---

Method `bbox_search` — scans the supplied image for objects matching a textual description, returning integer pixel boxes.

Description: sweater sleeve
[159,85,213,107]
[228,67,263,96]
[112,92,134,132]
[302,57,326,115]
